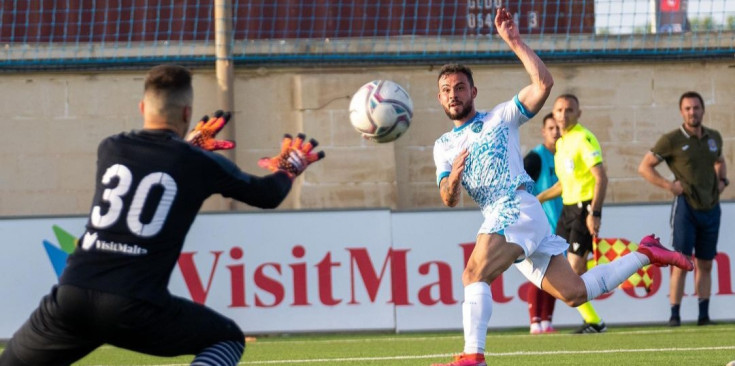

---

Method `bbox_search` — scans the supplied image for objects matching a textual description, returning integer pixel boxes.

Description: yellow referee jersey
[554,123,603,205]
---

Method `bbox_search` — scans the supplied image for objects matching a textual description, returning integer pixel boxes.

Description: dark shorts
[671,195,720,260]
[556,200,593,257]
[0,285,243,366]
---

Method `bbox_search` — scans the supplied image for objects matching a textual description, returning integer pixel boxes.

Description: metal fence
[1,0,734,69]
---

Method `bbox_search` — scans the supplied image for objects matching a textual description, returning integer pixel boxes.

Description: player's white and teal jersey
[434,96,535,233]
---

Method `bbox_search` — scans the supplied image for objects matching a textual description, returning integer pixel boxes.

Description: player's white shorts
[479,190,569,287]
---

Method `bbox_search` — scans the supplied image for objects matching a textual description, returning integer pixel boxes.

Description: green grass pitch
[2,323,734,365]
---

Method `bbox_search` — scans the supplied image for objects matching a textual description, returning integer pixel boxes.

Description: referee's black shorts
[556,200,594,257]
[0,285,243,366]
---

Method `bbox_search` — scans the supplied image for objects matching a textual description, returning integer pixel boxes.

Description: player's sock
[540,290,556,323]
[527,285,541,324]
[191,340,244,366]
[698,298,710,320]
[575,302,601,324]
[462,282,493,354]
[671,303,681,319]
[581,252,647,301]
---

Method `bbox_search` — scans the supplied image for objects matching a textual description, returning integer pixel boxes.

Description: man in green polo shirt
[537,94,609,333]
[638,91,728,327]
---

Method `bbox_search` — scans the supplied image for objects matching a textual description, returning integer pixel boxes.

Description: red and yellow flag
[593,237,654,292]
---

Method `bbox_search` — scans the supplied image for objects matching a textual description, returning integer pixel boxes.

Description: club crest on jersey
[471,120,483,133]
[708,138,717,152]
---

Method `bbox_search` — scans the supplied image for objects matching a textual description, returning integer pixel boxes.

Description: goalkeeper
[0,64,323,366]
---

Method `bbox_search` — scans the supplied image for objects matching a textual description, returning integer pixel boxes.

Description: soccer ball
[349,80,413,143]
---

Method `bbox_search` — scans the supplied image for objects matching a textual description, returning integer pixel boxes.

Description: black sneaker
[669,316,681,327]
[697,317,717,326]
[572,322,607,334]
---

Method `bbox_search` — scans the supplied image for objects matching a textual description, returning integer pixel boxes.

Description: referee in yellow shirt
[538,94,609,333]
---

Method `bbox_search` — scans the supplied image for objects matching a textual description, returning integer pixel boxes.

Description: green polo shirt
[651,125,723,210]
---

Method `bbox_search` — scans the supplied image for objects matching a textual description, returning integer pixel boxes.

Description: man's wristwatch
[587,205,602,218]
[721,178,730,187]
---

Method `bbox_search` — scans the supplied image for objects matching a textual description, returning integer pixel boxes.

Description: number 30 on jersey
[90,164,177,238]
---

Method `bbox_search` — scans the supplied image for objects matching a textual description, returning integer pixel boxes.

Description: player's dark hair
[438,63,474,88]
[541,112,554,127]
[679,91,704,110]
[144,64,192,94]
[556,94,579,107]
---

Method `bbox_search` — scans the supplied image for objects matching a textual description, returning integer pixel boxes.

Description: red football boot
[431,353,487,366]
[637,234,694,271]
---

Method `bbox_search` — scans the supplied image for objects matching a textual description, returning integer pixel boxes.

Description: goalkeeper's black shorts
[0,285,243,366]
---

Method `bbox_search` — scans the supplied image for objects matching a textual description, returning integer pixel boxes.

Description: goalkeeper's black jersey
[59,129,292,305]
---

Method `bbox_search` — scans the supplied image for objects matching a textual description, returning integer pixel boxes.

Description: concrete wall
[1,60,734,216]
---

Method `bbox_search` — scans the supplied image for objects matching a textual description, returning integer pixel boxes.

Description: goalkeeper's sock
[462,282,493,354]
[581,252,647,301]
[191,340,244,366]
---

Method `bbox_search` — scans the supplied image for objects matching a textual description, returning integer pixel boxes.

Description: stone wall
[1,60,733,216]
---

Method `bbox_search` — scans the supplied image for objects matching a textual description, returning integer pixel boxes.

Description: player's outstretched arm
[495,7,553,115]
[258,133,325,179]
[185,110,236,151]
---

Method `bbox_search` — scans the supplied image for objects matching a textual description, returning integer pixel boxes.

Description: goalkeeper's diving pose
[430,8,693,366]
[0,64,323,366]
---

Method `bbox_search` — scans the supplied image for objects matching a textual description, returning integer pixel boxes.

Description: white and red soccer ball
[349,80,413,143]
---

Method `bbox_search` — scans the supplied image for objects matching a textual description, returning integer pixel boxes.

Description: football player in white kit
[430,8,694,366]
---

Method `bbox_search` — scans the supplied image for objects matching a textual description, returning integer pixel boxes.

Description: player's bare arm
[638,151,683,195]
[587,163,608,236]
[440,148,469,207]
[537,181,562,203]
[495,7,553,115]
[715,155,728,193]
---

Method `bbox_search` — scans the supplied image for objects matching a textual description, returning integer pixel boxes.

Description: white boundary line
[245,325,735,345]
[235,346,735,365]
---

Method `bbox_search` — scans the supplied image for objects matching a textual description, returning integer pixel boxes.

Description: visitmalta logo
[42,225,77,278]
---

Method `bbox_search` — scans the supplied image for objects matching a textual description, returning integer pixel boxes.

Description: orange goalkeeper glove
[185,110,236,151]
[258,133,325,179]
